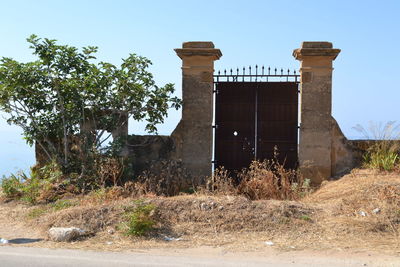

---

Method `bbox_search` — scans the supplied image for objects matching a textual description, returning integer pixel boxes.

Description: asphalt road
[0,246,397,267]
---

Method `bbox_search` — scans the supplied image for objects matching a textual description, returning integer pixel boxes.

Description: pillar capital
[175,42,222,61]
[293,42,340,61]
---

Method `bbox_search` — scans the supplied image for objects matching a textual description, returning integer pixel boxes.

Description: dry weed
[203,167,237,196]
[96,157,124,187]
[134,160,195,196]
[205,160,311,200]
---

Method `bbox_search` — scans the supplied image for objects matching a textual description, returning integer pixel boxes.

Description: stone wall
[331,118,400,177]
[331,117,360,177]
[125,135,175,176]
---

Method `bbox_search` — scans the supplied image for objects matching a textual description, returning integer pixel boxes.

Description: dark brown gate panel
[215,81,298,174]
[257,82,298,169]
[215,82,255,173]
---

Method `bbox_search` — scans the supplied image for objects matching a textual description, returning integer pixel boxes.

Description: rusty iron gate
[213,66,299,174]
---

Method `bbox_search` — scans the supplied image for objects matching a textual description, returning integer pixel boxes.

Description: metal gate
[213,66,299,174]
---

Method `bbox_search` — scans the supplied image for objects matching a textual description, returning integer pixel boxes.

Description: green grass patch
[299,215,312,221]
[121,200,156,236]
[27,207,48,219]
[50,199,77,211]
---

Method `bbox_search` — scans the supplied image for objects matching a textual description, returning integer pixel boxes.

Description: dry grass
[204,160,312,200]
[302,169,400,250]
[133,160,197,196]
[2,168,400,253]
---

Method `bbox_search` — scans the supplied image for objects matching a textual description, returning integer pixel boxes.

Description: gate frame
[212,67,300,172]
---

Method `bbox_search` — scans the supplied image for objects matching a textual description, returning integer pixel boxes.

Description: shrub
[1,173,24,199]
[1,160,65,204]
[353,121,400,171]
[364,148,398,171]
[122,200,156,236]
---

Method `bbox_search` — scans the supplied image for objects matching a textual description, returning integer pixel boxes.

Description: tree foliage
[0,35,181,171]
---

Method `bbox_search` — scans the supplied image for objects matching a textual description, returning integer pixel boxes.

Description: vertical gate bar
[212,82,217,171]
[254,84,258,159]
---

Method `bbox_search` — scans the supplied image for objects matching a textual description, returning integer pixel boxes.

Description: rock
[210,202,217,209]
[163,235,182,241]
[200,203,210,210]
[0,238,9,244]
[264,241,274,246]
[359,211,367,217]
[48,227,86,242]
[372,208,381,214]
[107,228,115,235]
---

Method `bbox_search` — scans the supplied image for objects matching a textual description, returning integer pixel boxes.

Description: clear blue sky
[1,0,399,176]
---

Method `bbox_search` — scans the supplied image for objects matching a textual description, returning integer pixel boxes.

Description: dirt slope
[0,169,399,255]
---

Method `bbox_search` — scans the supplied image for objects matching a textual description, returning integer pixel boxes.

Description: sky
[0,0,399,177]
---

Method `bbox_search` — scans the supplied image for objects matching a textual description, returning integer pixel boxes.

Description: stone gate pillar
[173,42,222,179]
[293,42,340,184]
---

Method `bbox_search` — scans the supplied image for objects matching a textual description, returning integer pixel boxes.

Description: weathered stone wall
[331,117,359,177]
[331,118,400,177]
[125,135,175,176]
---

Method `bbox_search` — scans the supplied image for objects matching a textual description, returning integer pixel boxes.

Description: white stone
[48,227,86,242]
[359,211,367,217]
[265,241,274,246]
[372,208,381,214]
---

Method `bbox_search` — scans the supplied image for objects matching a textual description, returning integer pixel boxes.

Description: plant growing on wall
[0,35,181,173]
[353,121,400,171]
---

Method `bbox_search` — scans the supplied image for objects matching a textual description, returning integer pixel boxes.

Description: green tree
[0,35,181,173]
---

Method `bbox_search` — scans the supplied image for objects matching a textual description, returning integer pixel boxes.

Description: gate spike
[287,69,290,75]
[262,65,265,75]
[294,70,296,75]
[255,65,258,82]
[236,68,239,75]
[268,66,271,75]
[274,68,277,75]
[224,69,226,75]
[281,68,283,75]
[218,70,220,75]
[230,68,233,75]
[243,67,245,75]
[249,66,252,81]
